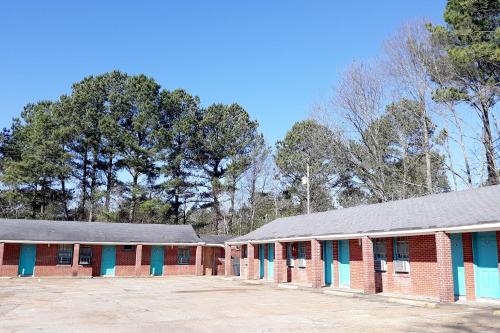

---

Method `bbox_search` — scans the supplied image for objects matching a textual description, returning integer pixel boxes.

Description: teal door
[323,240,333,285]
[338,240,350,287]
[267,244,274,280]
[451,233,466,296]
[473,232,500,299]
[100,245,116,276]
[259,244,265,279]
[18,244,36,276]
[150,246,164,276]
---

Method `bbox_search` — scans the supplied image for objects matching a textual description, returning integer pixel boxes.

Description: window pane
[57,245,73,265]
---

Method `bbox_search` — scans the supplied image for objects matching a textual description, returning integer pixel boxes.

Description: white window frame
[57,244,73,265]
[177,247,190,265]
[79,246,92,265]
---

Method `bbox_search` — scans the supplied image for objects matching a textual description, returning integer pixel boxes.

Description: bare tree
[383,22,435,193]
[333,61,392,202]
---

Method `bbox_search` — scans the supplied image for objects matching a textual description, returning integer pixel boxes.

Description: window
[177,247,190,265]
[123,245,134,252]
[298,242,306,259]
[57,245,73,265]
[373,239,387,260]
[373,239,387,272]
[79,246,92,265]
[393,237,410,273]
[394,238,409,260]
[286,243,293,259]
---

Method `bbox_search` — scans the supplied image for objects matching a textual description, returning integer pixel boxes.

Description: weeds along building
[0,220,227,278]
[225,185,500,303]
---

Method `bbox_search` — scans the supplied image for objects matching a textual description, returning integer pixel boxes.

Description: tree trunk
[60,177,70,220]
[79,148,89,220]
[421,99,432,193]
[450,105,472,187]
[480,105,498,185]
[88,148,99,222]
[104,154,113,216]
[128,172,139,223]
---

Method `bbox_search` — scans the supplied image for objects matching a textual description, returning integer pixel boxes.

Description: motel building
[0,185,499,305]
[224,185,500,303]
[0,221,227,278]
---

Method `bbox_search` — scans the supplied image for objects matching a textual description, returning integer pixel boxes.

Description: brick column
[361,236,376,294]
[274,242,284,283]
[462,233,476,301]
[195,245,202,276]
[0,242,4,270]
[311,239,322,288]
[72,244,80,277]
[224,244,232,276]
[333,240,339,288]
[435,231,454,303]
[247,243,255,279]
[135,244,143,276]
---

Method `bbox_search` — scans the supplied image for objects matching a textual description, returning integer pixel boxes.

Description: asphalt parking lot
[0,276,498,333]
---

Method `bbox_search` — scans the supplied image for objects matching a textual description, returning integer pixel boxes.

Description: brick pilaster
[247,243,255,279]
[333,240,339,288]
[435,231,454,303]
[311,239,322,288]
[195,245,202,276]
[462,233,475,301]
[224,244,232,276]
[72,243,80,277]
[274,242,284,283]
[0,242,4,271]
[135,244,143,276]
[361,236,376,294]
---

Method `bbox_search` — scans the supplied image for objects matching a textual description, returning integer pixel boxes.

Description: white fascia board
[225,222,500,245]
[0,240,206,246]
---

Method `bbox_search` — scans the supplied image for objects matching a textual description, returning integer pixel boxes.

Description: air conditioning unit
[374,259,387,272]
[298,258,306,268]
[286,258,294,267]
[393,260,410,273]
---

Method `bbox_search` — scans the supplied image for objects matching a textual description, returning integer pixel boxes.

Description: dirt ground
[0,276,498,333]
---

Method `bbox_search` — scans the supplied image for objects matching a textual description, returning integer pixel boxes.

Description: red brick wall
[0,243,20,276]
[164,246,196,275]
[35,244,73,276]
[376,236,439,298]
[349,239,364,290]
[215,247,225,276]
[115,245,137,276]
[333,240,339,288]
[462,233,475,301]
[497,231,500,273]
[136,245,151,276]
[286,242,313,285]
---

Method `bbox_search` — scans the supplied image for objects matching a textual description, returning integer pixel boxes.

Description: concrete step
[278,283,299,289]
[384,297,437,308]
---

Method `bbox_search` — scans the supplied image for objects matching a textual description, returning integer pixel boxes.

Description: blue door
[100,245,116,276]
[267,244,274,280]
[150,246,164,276]
[338,240,350,287]
[18,244,36,276]
[323,240,333,285]
[473,232,500,299]
[451,233,466,296]
[259,244,265,279]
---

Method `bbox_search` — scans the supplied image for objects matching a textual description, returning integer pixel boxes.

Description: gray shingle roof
[230,185,500,242]
[199,234,232,245]
[0,219,202,244]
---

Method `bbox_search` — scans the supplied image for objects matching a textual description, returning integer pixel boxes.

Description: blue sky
[0,1,446,145]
